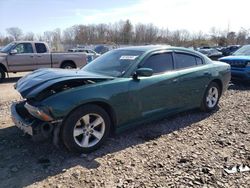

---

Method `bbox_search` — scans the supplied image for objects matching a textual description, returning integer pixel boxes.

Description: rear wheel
[61,104,111,153]
[201,82,221,112]
[0,67,6,82]
[61,62,76,69]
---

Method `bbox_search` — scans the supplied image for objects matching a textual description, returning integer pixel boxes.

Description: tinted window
[14,43,33,53]
[35,43,47,53]
[141,53,173,74]
[196,57,203,65]
[175,53,197,69]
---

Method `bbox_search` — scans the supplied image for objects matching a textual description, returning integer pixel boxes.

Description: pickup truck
[0,41,87,82]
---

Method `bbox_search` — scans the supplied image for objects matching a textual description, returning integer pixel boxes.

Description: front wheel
[61,62,76,69]
[0,67,6,82]
[61,104,111,153]
[200,82,221,112]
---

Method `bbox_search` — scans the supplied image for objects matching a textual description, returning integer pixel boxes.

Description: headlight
[247,62,250,66]
[24,103,53,121]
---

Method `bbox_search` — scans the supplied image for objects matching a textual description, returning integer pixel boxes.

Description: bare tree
[6,27,23,40]
[2,21,250,49]
[120,20,133,44]
[23,32,35,41]
[227,32,236,45]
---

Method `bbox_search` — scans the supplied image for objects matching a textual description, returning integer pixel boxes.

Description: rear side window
[35,43,47,53]
[196,57,203,65]
[175,53,201,69]
[141,53,174,74]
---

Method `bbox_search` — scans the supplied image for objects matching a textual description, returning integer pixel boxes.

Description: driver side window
[14,43,33,54]
[140,53,174,74]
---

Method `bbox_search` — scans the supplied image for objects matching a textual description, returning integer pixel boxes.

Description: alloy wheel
[206,86,219,108]
[73,113,105,148]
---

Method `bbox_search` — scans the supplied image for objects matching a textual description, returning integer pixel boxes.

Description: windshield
[233,45,250,56]
[0,42,16,53]
[82,49,144,77]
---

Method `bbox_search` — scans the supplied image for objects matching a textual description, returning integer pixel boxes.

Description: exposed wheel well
[87,102,117,134]
[211,79,223,95]
[65,102,117,134]
[0,64,7,72]
[60,60,76,68]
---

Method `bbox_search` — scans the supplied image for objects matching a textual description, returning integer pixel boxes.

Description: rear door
[173,51,210,108]
[7,42,35,71]
[34,43,52,68]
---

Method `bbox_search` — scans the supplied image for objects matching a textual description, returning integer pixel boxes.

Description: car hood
[15,68,114,99]
[219,55,250,62]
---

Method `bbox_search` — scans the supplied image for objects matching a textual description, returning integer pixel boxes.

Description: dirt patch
[0,77,249,188]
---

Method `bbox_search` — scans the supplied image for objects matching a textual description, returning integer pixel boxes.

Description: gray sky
[0,0,249,34]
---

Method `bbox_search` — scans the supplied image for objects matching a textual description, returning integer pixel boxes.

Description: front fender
[41,79,130,121]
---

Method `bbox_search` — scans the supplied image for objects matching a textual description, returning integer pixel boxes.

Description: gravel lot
[0,73,249,188]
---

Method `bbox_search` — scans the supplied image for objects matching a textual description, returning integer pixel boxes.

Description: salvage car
[219,45,250,81]
[11,45,231,153]
[0,41,87,82]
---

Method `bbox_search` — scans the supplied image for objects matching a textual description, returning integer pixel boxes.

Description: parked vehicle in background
[219,45,250,81]
[11,45,231,153]
[68,48,101,62]
[197,48,223,60]
[0,41,87,82]
[221,45,241,56]
[94,45,110,54]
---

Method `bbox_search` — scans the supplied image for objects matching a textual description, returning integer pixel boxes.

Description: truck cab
[0,41,87,82]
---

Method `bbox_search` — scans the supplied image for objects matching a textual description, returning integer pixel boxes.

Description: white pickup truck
[0,41,87,81]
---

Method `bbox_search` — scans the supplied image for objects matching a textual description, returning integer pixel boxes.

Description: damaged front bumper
[11,101,62,140]
[11,102,34,135]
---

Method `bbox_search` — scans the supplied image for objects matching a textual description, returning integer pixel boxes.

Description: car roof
[12,41,46,43]
[117,45,199,54]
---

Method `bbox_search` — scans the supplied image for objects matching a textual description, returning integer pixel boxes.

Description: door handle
[30,55,34,58]
[37,55,42,57]
[172,78,179,83]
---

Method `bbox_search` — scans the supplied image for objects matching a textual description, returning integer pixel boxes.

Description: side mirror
[10,49,17,55]
[133,68,153,79]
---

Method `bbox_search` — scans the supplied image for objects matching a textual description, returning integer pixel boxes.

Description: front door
[7,42,35,72]
[128,52,181,121]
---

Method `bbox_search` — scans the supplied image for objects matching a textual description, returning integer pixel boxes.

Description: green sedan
[11,45,231,153]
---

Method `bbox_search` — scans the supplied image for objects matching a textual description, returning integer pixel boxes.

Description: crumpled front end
[11,68,114,141]
[11,101,59,141]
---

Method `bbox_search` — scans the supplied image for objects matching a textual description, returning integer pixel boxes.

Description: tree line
[1,19,250,51]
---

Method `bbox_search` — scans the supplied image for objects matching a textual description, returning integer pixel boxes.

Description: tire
[200,82,221,112]
[61,104,111,153]
[0,67,6,82]
[61,62,76,69]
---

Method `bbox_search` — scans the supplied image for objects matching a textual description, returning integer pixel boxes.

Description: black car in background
[221,45,241,56]
[197,48,224,60]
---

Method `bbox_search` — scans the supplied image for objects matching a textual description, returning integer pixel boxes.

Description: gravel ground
[0,76,249,188]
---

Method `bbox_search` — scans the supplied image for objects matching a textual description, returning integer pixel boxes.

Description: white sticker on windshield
[120,55,138,60]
